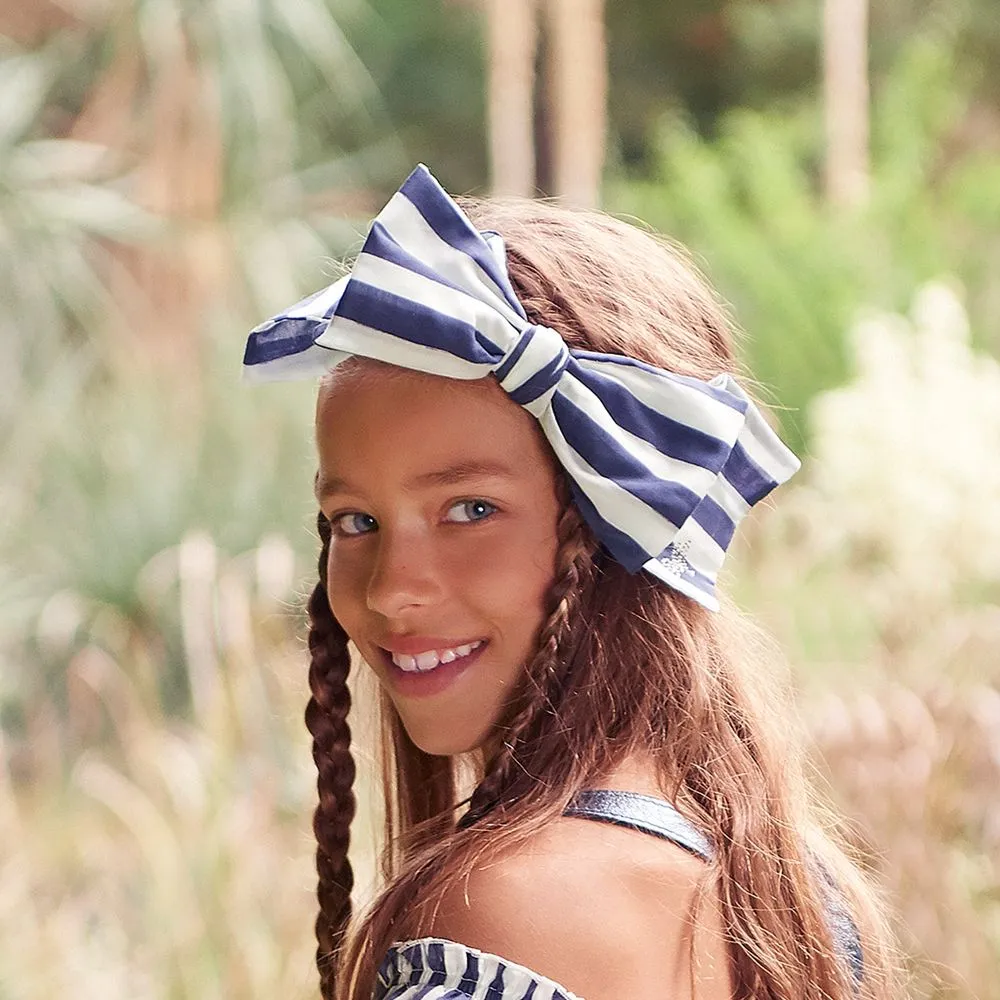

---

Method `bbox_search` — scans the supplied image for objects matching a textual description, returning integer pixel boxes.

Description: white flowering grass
[785,281,1000,627]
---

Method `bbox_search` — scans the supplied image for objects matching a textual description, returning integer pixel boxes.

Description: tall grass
[2,531,382,1000]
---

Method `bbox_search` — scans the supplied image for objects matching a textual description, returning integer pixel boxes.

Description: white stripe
[708,472,751,526]
[643,557,720,611]
[467,959,494,1000]
[675,515,727,581]
[386,979,422,1000]
[318,315,494,381]
[443,942,467,979]
[557,372,723,497]
[537,411,679,555]
[381,192,527,328]
[532,981,559,1000]
[732,394,801,483]
[350,252,519,354]
[273,274,349,321]
[575,356,746,442]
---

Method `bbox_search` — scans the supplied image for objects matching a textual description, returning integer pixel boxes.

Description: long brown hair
[303,199,903,1000]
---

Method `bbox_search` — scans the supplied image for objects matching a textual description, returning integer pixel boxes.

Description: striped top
[374,791,863,999]
[375,939,584,1000]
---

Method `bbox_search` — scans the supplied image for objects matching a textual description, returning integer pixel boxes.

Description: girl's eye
[445,499,498,524]
[331,512,378,536]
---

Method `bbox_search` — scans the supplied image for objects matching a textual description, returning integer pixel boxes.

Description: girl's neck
[591,752,667,800]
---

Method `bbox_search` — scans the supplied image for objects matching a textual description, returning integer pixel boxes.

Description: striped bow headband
[243,164,800,610]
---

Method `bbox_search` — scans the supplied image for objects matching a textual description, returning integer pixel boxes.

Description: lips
[373,636,490,697]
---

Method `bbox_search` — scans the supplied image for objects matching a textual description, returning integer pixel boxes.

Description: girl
[244,166,901,1000]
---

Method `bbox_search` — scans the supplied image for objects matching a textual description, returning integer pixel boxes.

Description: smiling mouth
[386,640,485,673]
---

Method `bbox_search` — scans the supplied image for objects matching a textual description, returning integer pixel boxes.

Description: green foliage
[349,0,487,194]
[609,12,1000,452]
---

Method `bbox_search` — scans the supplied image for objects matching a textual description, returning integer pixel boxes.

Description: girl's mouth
[377,639,489,697]
[389,639,484,673]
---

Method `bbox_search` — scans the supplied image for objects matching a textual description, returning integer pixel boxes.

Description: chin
[401,720,491,758]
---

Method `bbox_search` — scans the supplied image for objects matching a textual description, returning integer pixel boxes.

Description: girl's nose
[365,528,445,618]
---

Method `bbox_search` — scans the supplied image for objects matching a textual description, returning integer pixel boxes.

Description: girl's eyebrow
[315,460,518,502]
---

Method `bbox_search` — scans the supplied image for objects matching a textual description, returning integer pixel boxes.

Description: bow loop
[243,164,800,610]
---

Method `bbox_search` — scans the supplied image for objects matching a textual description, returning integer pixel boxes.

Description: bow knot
[492,324,571,413]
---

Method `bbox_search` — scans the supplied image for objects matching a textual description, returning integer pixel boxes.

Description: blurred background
[2,0,999,996]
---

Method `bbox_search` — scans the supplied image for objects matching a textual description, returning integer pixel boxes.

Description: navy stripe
[573,351,748,412]
[552,392,702,536]
[402,942,424,967]
[485,963,507,999]
[690,494,736,550]
[492,326,533,381]
[505,346,569,405]
[243,317,326,365]
[520,983,537,1000]
[462,949,480,984]
[425,941,448,987]
[336,282,501,365]
[373,951,397,1000]
[722,441,779,506]
[569,361,733,472]
[401,167,526,319]
[564,479,652,572]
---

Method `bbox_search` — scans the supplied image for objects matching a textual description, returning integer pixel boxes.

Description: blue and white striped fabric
[375,939,583,1000]
[243,164,800,610]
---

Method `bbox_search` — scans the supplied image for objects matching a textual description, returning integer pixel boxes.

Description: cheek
[323,547,364,630]
[461,528,557,643]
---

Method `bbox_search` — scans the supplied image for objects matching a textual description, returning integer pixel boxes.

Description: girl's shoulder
[379,810,731,1000]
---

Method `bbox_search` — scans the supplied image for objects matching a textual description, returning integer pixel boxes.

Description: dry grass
[811,680,1000,998]
[1,533,379,1000]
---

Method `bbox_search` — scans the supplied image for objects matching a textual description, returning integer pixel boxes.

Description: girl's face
[315,364,562,756]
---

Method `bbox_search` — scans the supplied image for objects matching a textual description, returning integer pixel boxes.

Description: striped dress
[373,791,863,999]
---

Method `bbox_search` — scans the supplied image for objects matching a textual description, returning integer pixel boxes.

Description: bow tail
[645,391,801,608]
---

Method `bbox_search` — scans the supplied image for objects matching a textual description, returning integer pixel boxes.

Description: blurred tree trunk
[486,0,538,196]
[70,37,224,373]
[823,0,870,207]
[546,0,606,207]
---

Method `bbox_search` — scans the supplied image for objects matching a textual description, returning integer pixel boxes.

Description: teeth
[390,640,482,673]
[415,650,438,671]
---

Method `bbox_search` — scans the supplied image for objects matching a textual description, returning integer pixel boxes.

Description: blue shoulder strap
[564,789,714,861]
[565,789,864,989]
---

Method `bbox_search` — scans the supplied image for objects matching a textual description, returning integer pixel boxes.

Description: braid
[305,512,356,999]
[464,501,594,825]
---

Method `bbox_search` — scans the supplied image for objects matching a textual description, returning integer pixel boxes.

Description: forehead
[314,361,557,493]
